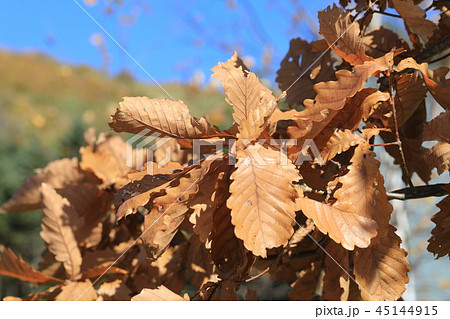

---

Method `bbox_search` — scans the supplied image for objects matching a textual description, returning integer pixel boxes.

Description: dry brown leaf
[395,72,428,126]
[288,260,322,300]
[210,201,252,279]
[79,134,130,187]
[289,52,394,140]
[56,183,112,248]
[55,279,97,301]
[321,129,366,162]
[142,156,223,259]
[40,183,82,279]
[392,0,438,43]
[428,142,450,174]
[227,144,299,257]
[131,286,188,301]
[323,241,349,301]
[276,38,336,108]
[396,58,450,110]
[187,235,214,289]
[189,164,228,243]
[200,280,237,301]
[318,4,373,65]
[423,112,450,143]
[97,279,132,301]
[0,158,90,214]
[109,97,226,138]
[300,143,392,249]
[427,186,450,259]
[0,245,62,284]
[354,225,410,301]
[363,27,409,59]
[212,53,276,140]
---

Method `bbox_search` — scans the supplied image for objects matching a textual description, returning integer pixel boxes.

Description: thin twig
[388,76,414,188]
[370,142,399,147]
[372,10,402,18]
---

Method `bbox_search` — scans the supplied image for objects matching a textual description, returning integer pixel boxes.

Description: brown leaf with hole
[323,241,349,301]
[396,58,450,110]
[227,144,299,257]
[320,129,365,162]
[212,53,276,140]
[41,183,83,280]
[189,164,228,243]
[0,158,90,214]
[288,260,322,300]
[363,27,409,59]
[428,186,450,259]
[318,4,373,65]
[354,225,410,301]
[392,0,438,43]
[109,97,226,138]
[300,143,392,249]
[210,200,252,279]
[276,38,336,108]
[55,279,97,301]
[97,279,132,301]
[142,156,223,259]
[187,235,214,289]
[131,286,188,301]
[0,245,62,284]
[289,52,394,140]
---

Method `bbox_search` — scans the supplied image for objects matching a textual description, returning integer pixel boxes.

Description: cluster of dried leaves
[1,0,449,301]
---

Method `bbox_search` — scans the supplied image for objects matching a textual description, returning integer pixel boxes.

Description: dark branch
[388,184,449,200]
[414,36,450,63]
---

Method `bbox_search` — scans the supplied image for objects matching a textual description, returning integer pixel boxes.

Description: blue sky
[0,0,334,84]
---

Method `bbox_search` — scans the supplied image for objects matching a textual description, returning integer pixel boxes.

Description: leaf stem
[388,75,414,188]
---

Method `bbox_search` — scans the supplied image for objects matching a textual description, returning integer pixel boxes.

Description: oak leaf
[210,201,252,279]
[318,4,373,65]
[323,241,350,301]
[0,245,62,284]
[289,52,394,140]
[276,38,336,108]
[131,286,188,301]
[354,225,410,301]
[392,0,438,43]
[320,129,365,162]
[40,183,83,279]
[212,53,276,140]
[227,144,299,257]
[109,97,225,138]
[300,143,392,249]
[200,280,237,301]
[396,58,450,110]
[0,158,90,214]
[427,186,450,259]
[55,279,97,301]
[141,156,223,259]
[288,260,322,300]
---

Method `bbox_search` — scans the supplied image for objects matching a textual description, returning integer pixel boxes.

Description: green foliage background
[0,50,230,298]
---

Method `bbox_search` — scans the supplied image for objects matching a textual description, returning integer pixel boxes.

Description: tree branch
[414,36,450,63]
[387,183,448,200]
